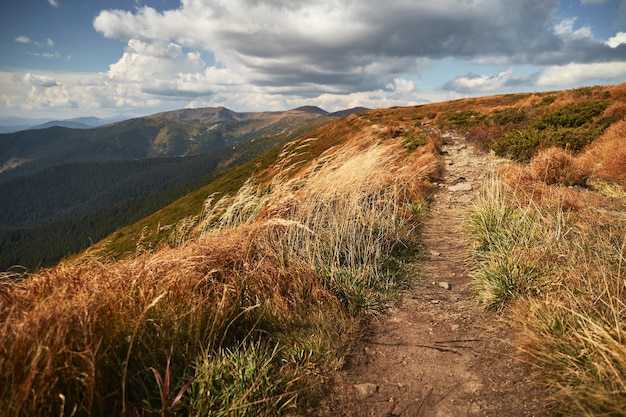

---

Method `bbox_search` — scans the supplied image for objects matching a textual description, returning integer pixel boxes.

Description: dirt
[312,133,553,417]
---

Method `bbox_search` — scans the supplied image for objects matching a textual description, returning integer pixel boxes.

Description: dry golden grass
[469,143,626,415]
[1,232,340,416]
[528,147,587,186]
[579,119,626,187]
[1,115,439,416]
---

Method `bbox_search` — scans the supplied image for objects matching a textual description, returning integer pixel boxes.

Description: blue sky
[1,0,626,120]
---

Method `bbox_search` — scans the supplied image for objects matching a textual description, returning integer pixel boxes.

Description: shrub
[491,107,527,125]
[490,100,611,161]
[401,131,429,152]
[532,100,609,130]
[529,148,587,186]
[491,128,542,162]
[537,95,556,106]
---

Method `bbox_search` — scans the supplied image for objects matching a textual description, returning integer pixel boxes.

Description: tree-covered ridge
[0,115,335,271]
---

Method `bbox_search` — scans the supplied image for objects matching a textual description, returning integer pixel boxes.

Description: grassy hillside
[1,84,625,416]
[462,85,626,415]
[0,116,333,271]
[0,106,439,416]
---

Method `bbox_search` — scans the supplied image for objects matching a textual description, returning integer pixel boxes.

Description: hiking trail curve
[313,132,552,417]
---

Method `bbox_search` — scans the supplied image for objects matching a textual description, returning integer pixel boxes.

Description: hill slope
[1,84,625,417]
[0,108,338,271]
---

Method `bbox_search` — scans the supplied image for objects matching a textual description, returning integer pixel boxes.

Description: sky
[1,0,626,121]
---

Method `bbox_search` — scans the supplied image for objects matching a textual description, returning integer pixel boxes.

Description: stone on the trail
[353,383,378,400]
[448,182,473,192]
[430,250,441,258]
[438,281,452,290]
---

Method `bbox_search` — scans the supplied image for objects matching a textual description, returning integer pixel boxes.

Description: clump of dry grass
[517,237,626,415]
[196,133,437,313]
[0,221,346,416]
[469,155,626,415]
[528,147,587,186]
[579,119,626,187]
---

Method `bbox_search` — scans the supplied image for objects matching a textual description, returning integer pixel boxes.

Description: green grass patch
[491,107,527,125]
[401,131,429,152]
[439,110,487,129]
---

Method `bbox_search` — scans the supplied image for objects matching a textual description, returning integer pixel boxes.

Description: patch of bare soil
[312,133,553,417]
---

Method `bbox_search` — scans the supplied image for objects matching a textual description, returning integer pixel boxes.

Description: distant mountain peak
[292,106,329,115]
[329,107,370,118]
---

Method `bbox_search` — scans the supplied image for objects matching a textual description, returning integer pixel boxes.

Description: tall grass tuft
[467,176,569,310]
[195,137,437,314]
[468,161,626,415]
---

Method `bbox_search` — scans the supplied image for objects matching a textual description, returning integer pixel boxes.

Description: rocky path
[314,133,551,417]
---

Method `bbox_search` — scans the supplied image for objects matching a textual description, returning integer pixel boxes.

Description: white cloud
[14,35,56,49]
[13,73,59,88]
[443,69,515,93]
[536,62,626,86]
[14,36,32,44]
[554,17,594,41]
[48,0,59,7]
[92,0,566,96]
[606,32,626,48]
[5,0,626,119]
[27,52,61,59]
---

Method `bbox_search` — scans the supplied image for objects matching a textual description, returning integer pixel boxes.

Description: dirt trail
[313,133,551,417]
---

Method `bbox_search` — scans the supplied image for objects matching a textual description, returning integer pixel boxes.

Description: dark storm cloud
[93,0,626,95]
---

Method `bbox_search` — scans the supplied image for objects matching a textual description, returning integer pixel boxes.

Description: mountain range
[0,116,125,134]
[0,105,367,271]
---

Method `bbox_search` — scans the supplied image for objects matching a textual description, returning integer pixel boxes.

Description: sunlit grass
[468,154,626,415]
[0,121,438,416]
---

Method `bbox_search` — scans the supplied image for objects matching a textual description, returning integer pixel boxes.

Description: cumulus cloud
[90,0,626,102]
[93,1,563,94]
[536,62,626,86]
[606,32,626,48]
[4,0,626,117]
[554,17,594,41]
[48,0,59,7]
[14,36,32,44]
[443,69,522,93]
[15,35,57,49]
[13,73,59,88]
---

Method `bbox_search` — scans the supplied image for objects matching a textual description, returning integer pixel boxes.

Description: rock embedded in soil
[448,182,473,192]
[353,383,378,400]
[438,281,452,290]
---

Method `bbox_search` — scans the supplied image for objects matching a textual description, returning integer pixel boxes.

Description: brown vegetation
[0,113,438,416]
[579,119,626,187]
[468,93,626,415]
[3,83,626,416]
